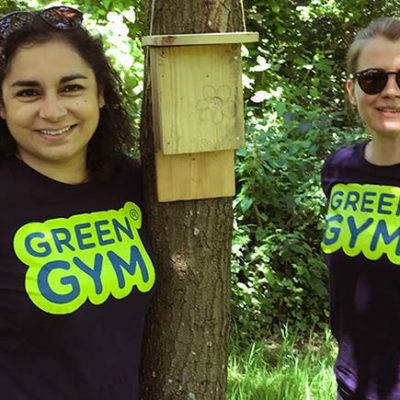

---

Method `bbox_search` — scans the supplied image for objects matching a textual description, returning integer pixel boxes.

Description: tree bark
[139,1,244,399]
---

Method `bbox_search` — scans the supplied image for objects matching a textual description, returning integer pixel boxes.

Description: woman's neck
[365,136,400,166]
[16,153,89,184]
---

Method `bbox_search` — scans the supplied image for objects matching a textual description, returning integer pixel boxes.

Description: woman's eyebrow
[60,73,88,83]
[11,80,39,88]
[10,74,88,88]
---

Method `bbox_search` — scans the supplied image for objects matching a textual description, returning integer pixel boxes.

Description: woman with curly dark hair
[0,6,155,400]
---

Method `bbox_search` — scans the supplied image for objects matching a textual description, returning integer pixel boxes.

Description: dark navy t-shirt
[0,156,155,400]
[322,141,400,400]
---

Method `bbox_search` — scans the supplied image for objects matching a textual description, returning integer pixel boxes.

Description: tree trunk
[139,1,244,399]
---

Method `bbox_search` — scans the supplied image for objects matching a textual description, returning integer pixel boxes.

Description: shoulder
[108,153,144,189]
[323,142,363,171]
[0,155,16,177]
[105,153,141,179]
[321,142,365,197]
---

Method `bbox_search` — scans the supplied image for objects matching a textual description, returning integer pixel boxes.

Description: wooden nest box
[142,32,259,202]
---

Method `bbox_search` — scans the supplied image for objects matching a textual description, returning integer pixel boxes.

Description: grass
[227,326,338,400]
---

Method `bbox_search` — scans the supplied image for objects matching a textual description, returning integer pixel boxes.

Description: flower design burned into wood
[196,85,236,124]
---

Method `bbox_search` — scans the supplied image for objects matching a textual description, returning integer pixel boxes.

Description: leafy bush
[232,104,364,342]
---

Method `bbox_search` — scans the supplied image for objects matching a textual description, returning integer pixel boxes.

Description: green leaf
[240,197,254,213]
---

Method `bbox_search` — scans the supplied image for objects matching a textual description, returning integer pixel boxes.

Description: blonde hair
[346,17,400,74]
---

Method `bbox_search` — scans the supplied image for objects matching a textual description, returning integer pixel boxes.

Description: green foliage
[243,0,400,121]
[0,0,21,14]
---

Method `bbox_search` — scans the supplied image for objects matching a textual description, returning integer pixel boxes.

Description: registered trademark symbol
[130,209,139,220]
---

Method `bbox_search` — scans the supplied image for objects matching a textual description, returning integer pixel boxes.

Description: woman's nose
[381,74,400,97]
[38,94,67,121]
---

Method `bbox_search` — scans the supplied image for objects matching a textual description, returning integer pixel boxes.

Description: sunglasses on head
[0,6,82,53]
[353,68,400,95]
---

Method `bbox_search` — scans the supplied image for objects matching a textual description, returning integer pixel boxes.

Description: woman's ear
[346,79,357,106]
[0,96,5,119]
[99,94,105,109]
[98,87,105,109]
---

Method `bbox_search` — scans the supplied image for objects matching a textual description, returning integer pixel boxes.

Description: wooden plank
[149,50,162,150]
[155,150,235,202]
[151,44,244,155]
[142,32,259,47]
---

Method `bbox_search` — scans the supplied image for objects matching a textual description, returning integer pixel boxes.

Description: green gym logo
[13,201,155,315]
[322,183,400,264]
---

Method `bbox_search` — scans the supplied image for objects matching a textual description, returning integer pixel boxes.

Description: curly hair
[0,15,135,181]
[347,17,400,75]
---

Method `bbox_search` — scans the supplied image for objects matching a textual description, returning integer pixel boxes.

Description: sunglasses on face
[353,68,400,95]
[0,6,82,55]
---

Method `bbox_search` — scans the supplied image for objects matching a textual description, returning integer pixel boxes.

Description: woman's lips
[37,124,77,136]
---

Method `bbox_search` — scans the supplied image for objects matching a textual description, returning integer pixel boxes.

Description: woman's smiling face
[0,38,104,174]
[347,36,400,139]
